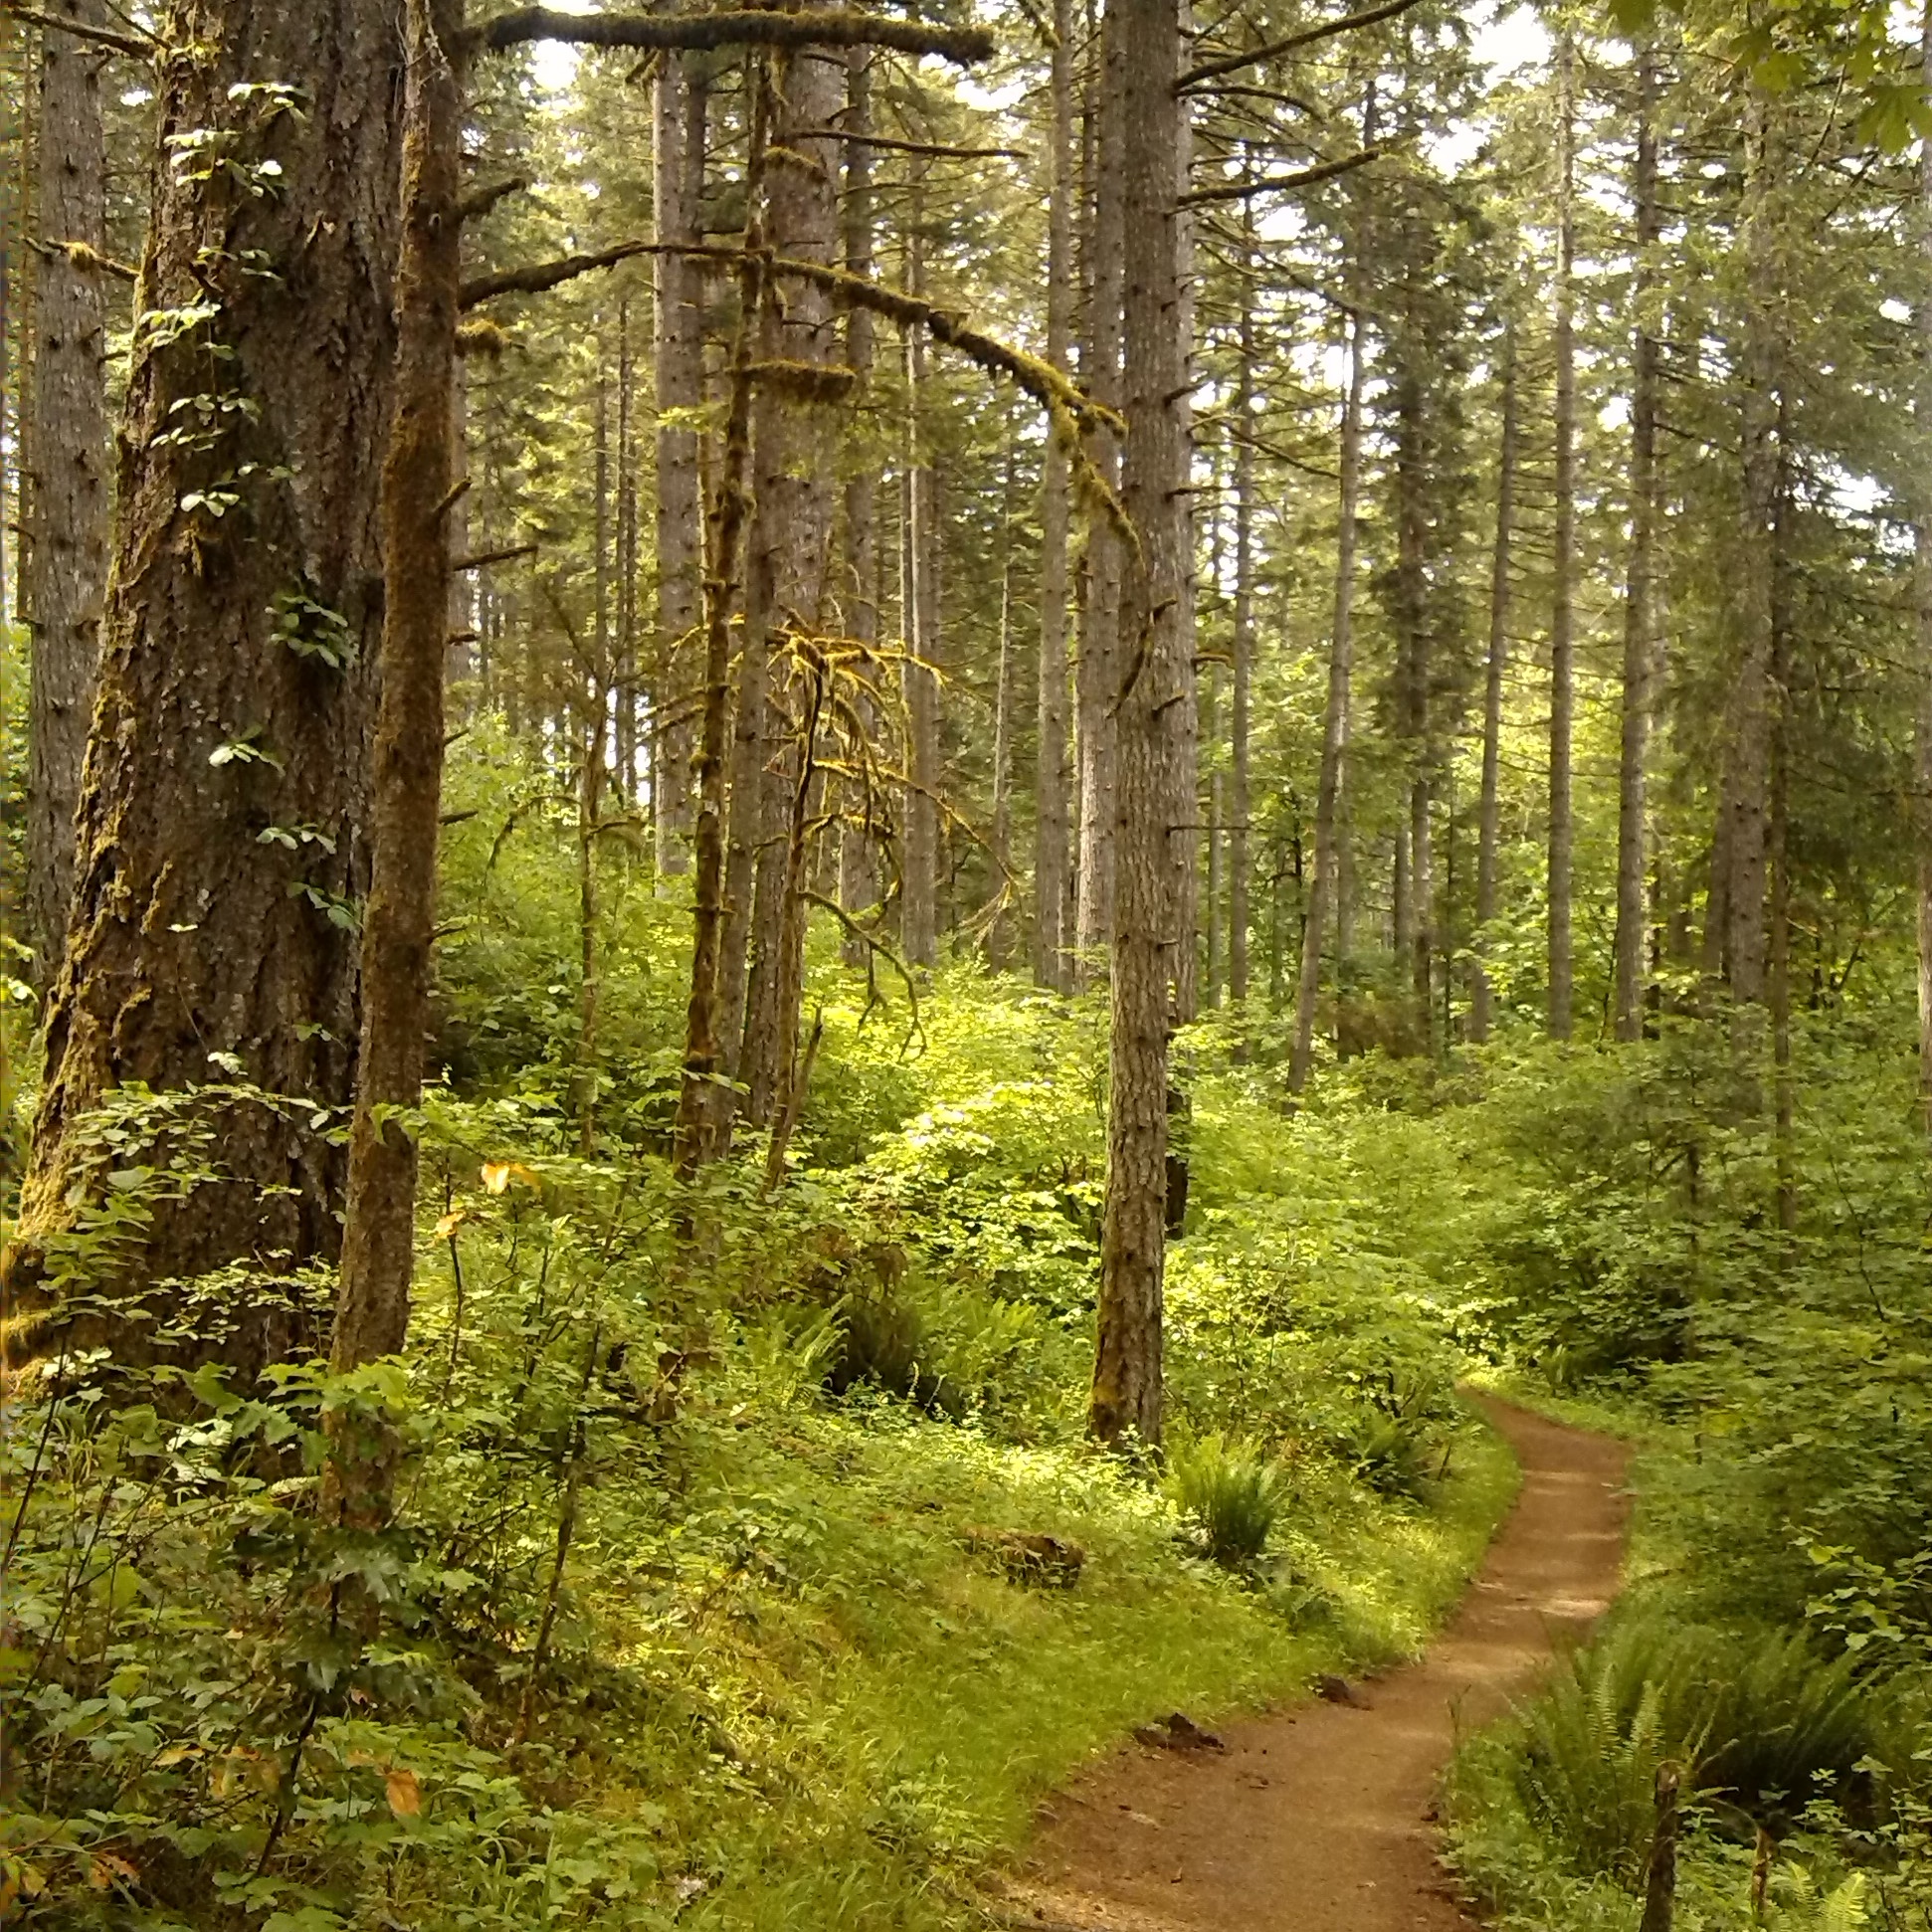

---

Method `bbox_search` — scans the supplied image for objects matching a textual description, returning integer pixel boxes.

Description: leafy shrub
[1168,1435,1290,1565]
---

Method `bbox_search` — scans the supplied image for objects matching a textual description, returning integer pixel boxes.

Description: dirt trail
[1008,1397,1631,1931]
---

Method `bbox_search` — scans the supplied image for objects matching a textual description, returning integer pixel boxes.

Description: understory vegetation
[11,729,1932,1928]
[0,750,1532,1930]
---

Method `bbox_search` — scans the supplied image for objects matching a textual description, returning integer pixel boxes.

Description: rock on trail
[1006,1397,1631,1931]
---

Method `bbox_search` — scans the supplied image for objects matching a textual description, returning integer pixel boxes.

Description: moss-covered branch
[466,7,996,66]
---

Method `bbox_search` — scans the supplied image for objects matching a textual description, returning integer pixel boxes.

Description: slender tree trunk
[2,0,403,1377]
[901,238,942,969]
[1229,201,1256,1022]
[1615,44,1660,1043]
[616,297,639,800]
[673,71,769,1179]
[330,0,464,1396]
[837,50,883,952]
[1770,412,1795,1230]
[1092,0,1186,1449]
[1471,323,1517,1044]
[1075,13,1124,978]
[654,57,706,875]
[1725,94,1779,1015]
[1288,250,1369,1093]
[1035,0,1075,989]
[990,428,1019,965]
[1393,343,1432,1039]
[1168,35,1199,1024]
[24,0,110,989]
[1548,29,1577,1042]
[1916,0,1932,1132]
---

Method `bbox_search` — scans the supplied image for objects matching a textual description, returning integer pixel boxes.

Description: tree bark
[1074,11,1124,980]
[1724,93,1779,1015]
[331,0,465,1393]
[727,41,844,1130]
[1228,200,1256,1020]
[990,427,1019,965]
[1919,0,1932,1134]
[3,0,404,1378]
[654,55,705,875]
[24,0,111,990]
[1034,0,1075,990]
[1615,43,1660,1044]
[1288,167,1369,1095]
[1548,28,1577,1042]
[1092,0,1186,1450]
[900,237,942,969]
[838,48,881,951]
[1470,323,1517,1045]
[673,71,769,1179]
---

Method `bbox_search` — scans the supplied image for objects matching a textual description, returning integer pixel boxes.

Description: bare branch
[1,1,151,58]
[789,125,1023,161]
[466,7,997,67]
[32,236,136,281]
[1176,0,1423,91]
[458,175,530,223]
[1181,147,1381,207]
[453,542,539,571]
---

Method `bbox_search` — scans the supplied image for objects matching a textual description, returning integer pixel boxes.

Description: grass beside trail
[568,1395,1521,1929]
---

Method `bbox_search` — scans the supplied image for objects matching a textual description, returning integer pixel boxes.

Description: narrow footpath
[1007,1397,1632,1931]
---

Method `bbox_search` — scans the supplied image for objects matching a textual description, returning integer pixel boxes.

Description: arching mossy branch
[461,239,658,309]
[466,6,997,66]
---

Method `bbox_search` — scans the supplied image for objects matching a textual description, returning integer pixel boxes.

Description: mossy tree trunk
[3,0,404,1379]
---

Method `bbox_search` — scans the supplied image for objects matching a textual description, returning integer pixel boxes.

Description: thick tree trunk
[654,56,706,875]
[24,0,111,989]
[1471,325,1517,1044]
[1074,14,1124,979]
[1092,0,1186,1450]
[2,0,403,1377]
[729,42,844,1128]
[1034,0,1075,990]
[1548,29,1577,1042]
[332,0,465,1391]
[1615,45,1661,1044]
[1228,209,1256,1018]
[1288,286,1367,1093]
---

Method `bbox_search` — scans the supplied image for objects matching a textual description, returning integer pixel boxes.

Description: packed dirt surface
[1005,1397,1631,1931]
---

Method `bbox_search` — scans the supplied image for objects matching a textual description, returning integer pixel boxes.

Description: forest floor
[1002,1399,1632,1932]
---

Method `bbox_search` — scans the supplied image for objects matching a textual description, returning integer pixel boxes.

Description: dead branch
[453,542,539,572]
[458,175,530,223]
[1177,0,1424,91]
[2,1,151,57]
[31,237,136,281]
[1181,147,1381,206]
[788,126,1024,160]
